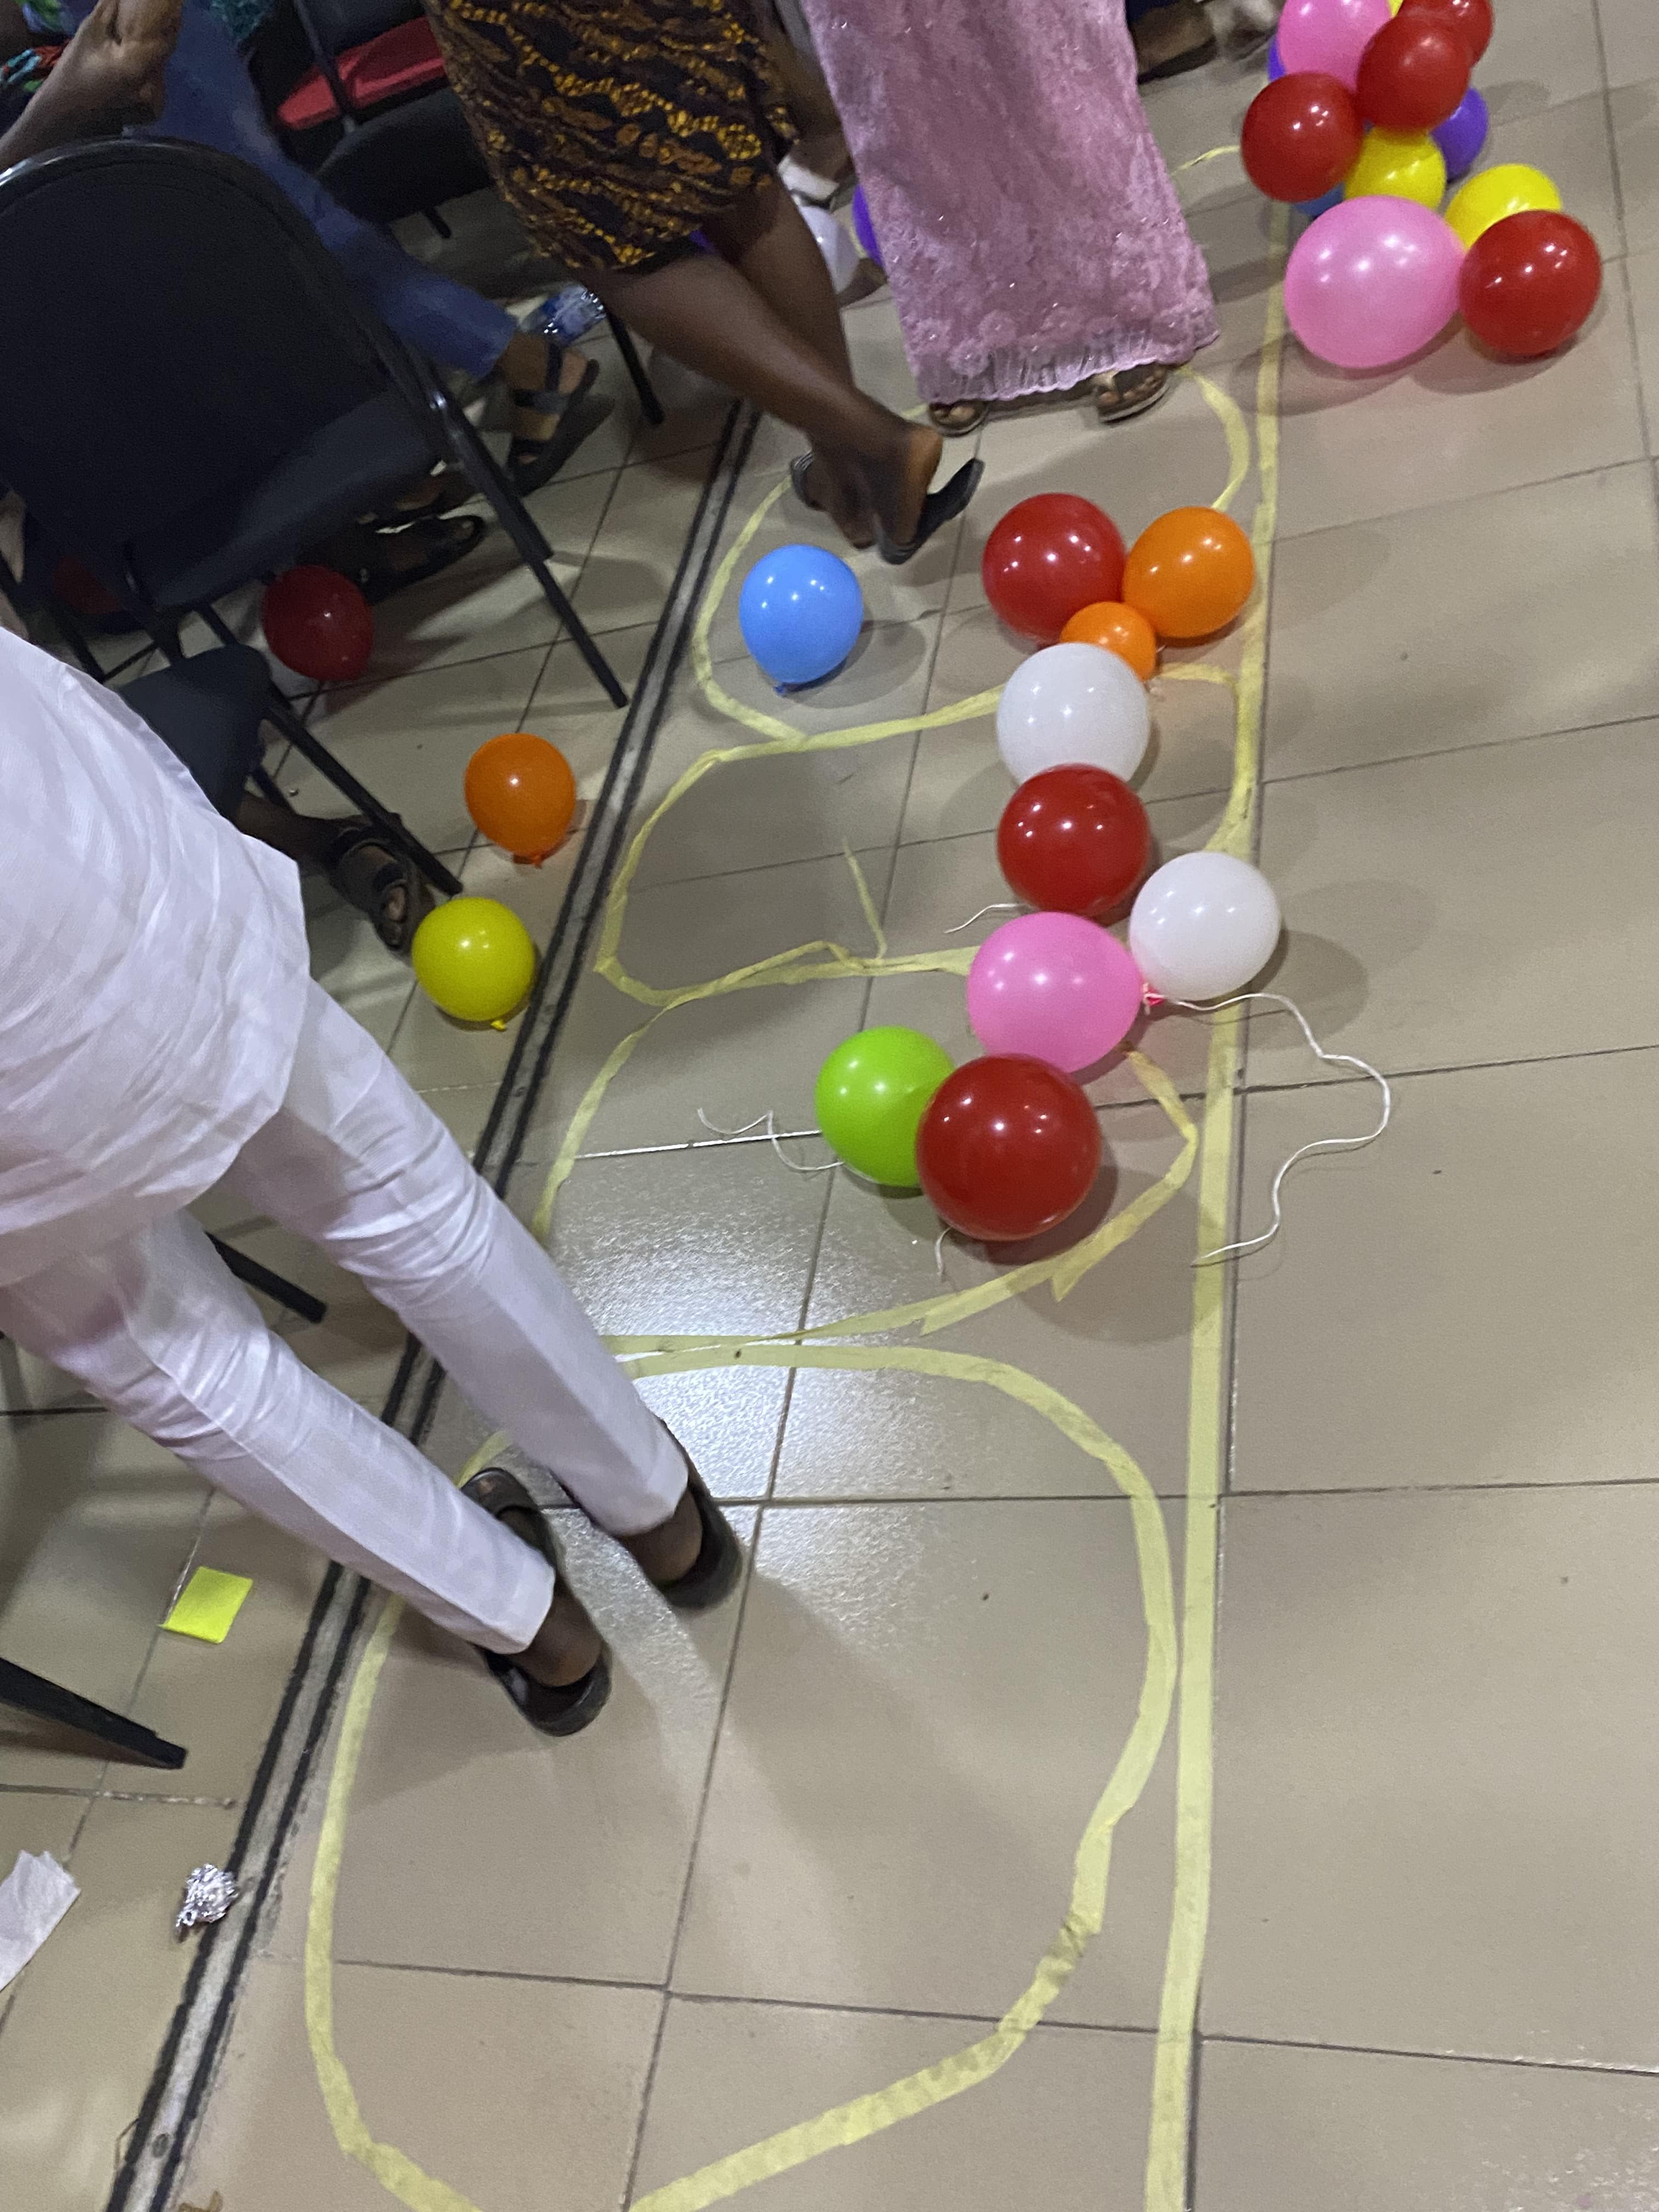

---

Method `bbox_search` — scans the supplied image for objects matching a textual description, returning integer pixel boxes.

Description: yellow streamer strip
[302,216,1286,2212]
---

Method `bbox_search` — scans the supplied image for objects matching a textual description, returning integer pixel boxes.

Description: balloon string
[1166,992,1392,1265]
[696,1107,838,1175]
[945,902,1023,934]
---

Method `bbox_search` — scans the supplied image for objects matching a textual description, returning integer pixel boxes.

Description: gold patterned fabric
[426,0,794,270]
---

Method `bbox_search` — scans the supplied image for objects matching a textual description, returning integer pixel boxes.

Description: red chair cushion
[277,18,447,133]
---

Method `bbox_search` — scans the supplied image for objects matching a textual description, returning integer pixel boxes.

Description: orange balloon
[1059,600,1159,681]
[464,732,576,862]
[1122,508,1255,641]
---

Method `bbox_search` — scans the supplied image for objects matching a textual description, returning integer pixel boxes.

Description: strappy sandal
[508,356,612,495]
[928,400,989,438]
[324,514,486,607]
[461,1467,612,1737]
[322,820,433,955]
[647,1459,743,1612]
[1092,364,1173,425]
[874,457,984,567]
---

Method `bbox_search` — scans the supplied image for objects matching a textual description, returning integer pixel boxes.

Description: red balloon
[1458,211,1603,358]
[1241,73,1364,204]
[1397,0,1492,64]
[262,565,374,682]
[981,495,1126,644]
[916,1055,1102,1243]
[996,765,1152,919]
[1355,14,1470,131]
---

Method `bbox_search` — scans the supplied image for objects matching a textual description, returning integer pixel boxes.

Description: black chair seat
[131,389,437,608]
[316,88,489,225]
[119,644,272,819]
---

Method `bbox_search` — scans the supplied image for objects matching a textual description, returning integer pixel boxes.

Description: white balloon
[1129,851,1282,1001]
[800,206,862,295]
[995,642,1150,785]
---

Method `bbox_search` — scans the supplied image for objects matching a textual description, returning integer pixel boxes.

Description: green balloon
[814,1025,955,1188]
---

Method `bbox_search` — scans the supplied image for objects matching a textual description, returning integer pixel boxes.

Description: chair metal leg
[436,394,629,710]
[210,1237,328,1325]
[0,1655,187,1769]
[606,312,665,427]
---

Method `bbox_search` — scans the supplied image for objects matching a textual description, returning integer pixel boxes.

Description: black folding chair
[0,138,630,897]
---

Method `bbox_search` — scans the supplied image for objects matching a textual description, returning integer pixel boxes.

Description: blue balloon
[1266,34,1284,79]
[739,543,865,688]
[1294,185,1345,222]
[1432,86,1489,184]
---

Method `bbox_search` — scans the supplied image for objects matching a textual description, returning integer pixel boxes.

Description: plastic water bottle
[533,285,605,346]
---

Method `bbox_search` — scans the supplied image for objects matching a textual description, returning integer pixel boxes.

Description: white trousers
[0,983,685,1652]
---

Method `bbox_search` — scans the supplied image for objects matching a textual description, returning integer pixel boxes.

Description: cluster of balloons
[740,542,865,687]
[806,493,1283,1245]
[262,565,374,684]
[1248,0,1601,369]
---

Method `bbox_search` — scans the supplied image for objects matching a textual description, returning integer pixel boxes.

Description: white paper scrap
[0,1850,78,1990]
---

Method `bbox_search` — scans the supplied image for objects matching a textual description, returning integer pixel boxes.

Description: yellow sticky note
[163,1567,253,1644]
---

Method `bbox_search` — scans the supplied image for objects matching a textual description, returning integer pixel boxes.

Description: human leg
[223,983,698,1557]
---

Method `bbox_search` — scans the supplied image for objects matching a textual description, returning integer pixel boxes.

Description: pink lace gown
[798,0,1217,403]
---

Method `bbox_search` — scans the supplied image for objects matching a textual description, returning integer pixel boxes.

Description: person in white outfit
[0,628,739,1736]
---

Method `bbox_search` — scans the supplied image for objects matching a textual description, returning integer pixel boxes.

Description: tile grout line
[1271,448,1659,550]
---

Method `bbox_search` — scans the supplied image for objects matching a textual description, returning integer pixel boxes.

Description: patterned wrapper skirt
[427,0,794,271]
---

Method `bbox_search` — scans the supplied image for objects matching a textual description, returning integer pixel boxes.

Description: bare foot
[859,421,944,552]
[802,451,876,550]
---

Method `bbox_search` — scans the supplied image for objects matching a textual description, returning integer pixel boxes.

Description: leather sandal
[508,356,612,495]
[874,457,984,567]
[461,1467,611,1736]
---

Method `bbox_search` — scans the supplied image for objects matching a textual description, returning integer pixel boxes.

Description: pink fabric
[798,0,1218,402]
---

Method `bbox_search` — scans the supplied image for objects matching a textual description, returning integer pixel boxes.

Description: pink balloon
[1278,0,1392,86]
[966,912,1144,1073]
[1283,196,1465,369]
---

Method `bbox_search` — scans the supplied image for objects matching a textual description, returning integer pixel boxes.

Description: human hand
[1,0,181,159]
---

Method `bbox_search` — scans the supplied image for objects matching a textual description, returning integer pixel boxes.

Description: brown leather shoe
[461,1468,611,1736]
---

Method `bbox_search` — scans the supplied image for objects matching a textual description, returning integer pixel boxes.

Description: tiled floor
[8,2,1659,2205]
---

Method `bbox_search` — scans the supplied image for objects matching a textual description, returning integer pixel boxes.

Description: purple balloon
[1267,33,1285,78]
[1432,86,1489,183]
[1294,185,1345,221]
[851,184,884,272]
[1284,196,1464,370]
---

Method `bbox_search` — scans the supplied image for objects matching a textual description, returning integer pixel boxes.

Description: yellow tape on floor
[302,224,1287,2209]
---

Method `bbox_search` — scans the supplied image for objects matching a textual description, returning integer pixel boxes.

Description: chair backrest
[292,0,423,63]
[0,138,401,592]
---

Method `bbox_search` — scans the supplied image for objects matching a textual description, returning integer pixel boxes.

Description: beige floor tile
[1611,78,1659,252]
[356,468,613,679]
[864,823,1221,1110]
[634,1999,1155,2210]
[1263,467,1659,777]
[674,1501,1178,2029]
[332,1511,753,1983]
[126,1497,331,1803]
[1624,247,1659,450]
[300,895,416,1052]
[0,1416,207,1789]
[1599,0,1659,87]
[1252,716,1659,1084]
[509,846,884,1160]
[1274,261,1641,543]
[1204,1485,1659,2063]
[290,645,551,850]
[624,349,737,468]
[1482,0,1605,112]
[179,1954,659,2212]
[0,1797,238,2212]
[523,615,651,790]
[902,602,1239,849]
[569,450,710,638]
[1233,1054,1659,1494]
[629,623,931,890]
[1195,2038,1659,2210]
[776,1092,1200,1502]
[702,469,965,666]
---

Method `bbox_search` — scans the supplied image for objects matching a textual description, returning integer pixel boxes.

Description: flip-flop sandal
[647,1458,743,1612]
[322,822,433,954]
[928,400,989,438]
[1092,366,1173,425]
[338,514,486,607]
[508,357,612,495]
[367,465,472,529]
[461,1468,612,1737]
[874,456,984,567]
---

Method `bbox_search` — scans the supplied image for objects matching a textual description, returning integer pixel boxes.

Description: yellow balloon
[411,896,537,1025]
[1344,129,1447,210]
[1445,163,1564,249]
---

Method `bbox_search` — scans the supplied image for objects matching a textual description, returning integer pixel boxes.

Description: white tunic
[0,630,309,1286]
